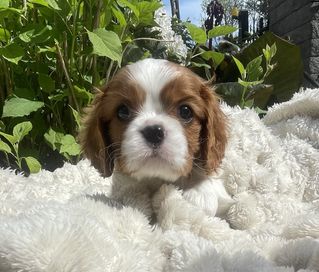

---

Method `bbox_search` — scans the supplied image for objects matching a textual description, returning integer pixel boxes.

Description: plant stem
[55,41,80,113]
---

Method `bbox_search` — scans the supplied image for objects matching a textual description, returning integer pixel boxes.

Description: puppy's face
[80,59,226,182]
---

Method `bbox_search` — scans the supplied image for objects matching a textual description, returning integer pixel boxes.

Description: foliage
[184,23,303,111]
[231,43,276,110]
[0,0,304,174]
[0,121,41,173]
[0,0,165,173]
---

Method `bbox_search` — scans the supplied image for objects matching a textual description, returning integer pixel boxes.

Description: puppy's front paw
[183,179,234,217]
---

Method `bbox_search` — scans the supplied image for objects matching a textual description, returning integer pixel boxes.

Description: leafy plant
[0,121,41,173]
[183,22,303,110]
[0,0,166,173]
[231,43,276,110]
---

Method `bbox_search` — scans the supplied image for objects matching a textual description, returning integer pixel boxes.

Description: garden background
[0,0,303,174]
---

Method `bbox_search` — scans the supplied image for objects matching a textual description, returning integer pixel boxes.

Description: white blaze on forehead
[127,59,180,113]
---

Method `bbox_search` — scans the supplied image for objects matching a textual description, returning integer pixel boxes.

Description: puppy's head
[80,59,227,181]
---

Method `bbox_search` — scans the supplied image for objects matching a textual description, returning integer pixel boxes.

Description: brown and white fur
[80,59,230,215]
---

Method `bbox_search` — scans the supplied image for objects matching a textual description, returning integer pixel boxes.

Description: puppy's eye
[117,105,131,121]
[178,105,193,123]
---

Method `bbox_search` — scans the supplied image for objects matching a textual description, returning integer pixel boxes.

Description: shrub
[0,0,167,173]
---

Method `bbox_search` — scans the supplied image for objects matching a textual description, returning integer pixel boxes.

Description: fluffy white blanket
[0,89,318,272]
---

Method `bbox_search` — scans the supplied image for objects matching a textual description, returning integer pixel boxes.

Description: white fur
[122,59,187,181]
[0,88,319,271]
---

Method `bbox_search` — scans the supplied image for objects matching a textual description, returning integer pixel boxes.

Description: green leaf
[23,156,41,173]
[185,23,206,44]
[19,25,53,44]
[0,131,17,145]
[111,7,127,27]
[117,0,139,17]
[13,121,32,142]
[73,85,93,103]
[0,7,22,19]
[0,27,10,42]
[270,43,277,58]
[244,99,254,108]
[30,0,61,10]
[208,25,237,39]
[69,106,81,129]
[238,78,263,87]
[235,32,303,103]
[0,140,11,154]
[60,134,81,156]
[0,0,9,8]
[232,56,246,79]
[38,73,55,93]
[0,120,5,131]
[2,97,44,118]
[87,28,122,63]
[202,51,225,69]
[136,1,161,25]
[246,55,263,81]
[44,128,63,151]
[0,43,24,64]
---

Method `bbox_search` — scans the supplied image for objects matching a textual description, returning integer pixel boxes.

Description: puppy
[80,58,229,215]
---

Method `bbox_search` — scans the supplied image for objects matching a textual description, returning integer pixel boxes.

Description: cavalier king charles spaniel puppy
[80,59,228,210]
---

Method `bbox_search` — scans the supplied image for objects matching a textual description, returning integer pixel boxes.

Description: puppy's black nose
[141,125,165,147]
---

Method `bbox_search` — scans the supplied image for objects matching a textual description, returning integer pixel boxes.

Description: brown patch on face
[79,67,146,177]
[160,66,227,177]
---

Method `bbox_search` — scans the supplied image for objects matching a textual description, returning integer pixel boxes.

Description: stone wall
[269,0,319,86]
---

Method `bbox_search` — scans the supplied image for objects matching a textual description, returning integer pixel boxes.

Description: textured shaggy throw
[0,89,318,272]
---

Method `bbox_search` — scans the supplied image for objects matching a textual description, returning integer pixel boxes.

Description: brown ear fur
[198,84,227,174]
[79,90,114,177]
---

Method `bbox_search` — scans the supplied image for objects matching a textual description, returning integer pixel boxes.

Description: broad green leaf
[117,0,139,17]
[87,28,122,63]
[111,7,127,27]
[0,140,11,154]
[0,27,10,42]
[23,156,41,173]
[0,43,24,64]
[232,56,246,79]
[185,23,206,44]
[38,73,55,93]
[0,131,16,145]
[208,25,237,39]
[13,121,32,142]
[19,25,52,44]
[44,128,64,151]
[2,97,44,117]
[30,0,61,10]
[202,51,225,69]
[60,134,81,156]
[246,55,263,81]
[0,0,9,8]
[136,1,161,25]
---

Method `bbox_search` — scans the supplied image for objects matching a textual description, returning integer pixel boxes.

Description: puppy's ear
[198,84,227,174]
[79,90,114,177]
